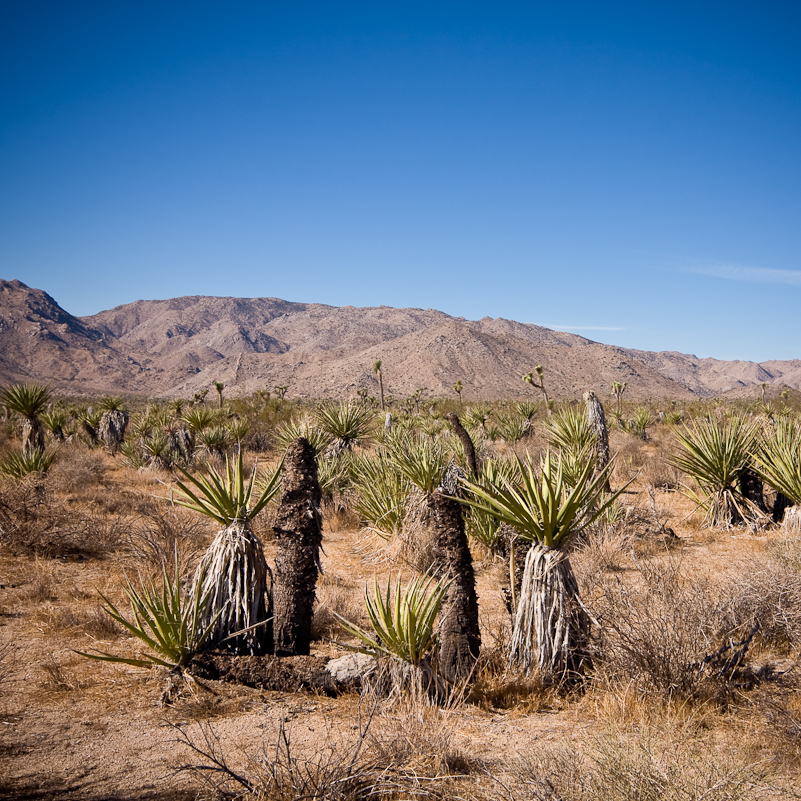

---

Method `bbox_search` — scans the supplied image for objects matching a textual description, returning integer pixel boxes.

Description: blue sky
[2,2,799,361]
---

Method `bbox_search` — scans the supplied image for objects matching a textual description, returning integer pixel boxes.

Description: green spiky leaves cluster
[754,416,801,506]
[173,450,283,526]
[461,451,624,548]
[78,561,221,669]
[0,382,51,419]
[337,572,450,666]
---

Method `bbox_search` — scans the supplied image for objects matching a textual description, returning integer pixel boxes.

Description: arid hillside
[1,278,798,400]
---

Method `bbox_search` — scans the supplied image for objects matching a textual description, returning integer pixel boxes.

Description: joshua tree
[192,389,209,405]
[0,383,51,456]
[213,381,225,408]
[462,452,622,680]
[523,367,552,416]
[98,397,129,455]
[272,439,323,656]
[452,380,464,407]
[273,385,289,401]
[373,360,385,411]
[584,390,610,491]
[173,450,283,654]
[610,381,628,421]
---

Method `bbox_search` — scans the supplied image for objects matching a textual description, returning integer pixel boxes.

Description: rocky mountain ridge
[1,279,797,401]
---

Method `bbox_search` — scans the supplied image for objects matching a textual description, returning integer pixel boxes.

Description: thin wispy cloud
[694,264,801,286]
[547,325,626,331]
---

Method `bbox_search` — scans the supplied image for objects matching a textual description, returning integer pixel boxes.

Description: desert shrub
[513,716,776,800]
[125,502,211,574]
[0,476,123,558]
[592,557,765,700]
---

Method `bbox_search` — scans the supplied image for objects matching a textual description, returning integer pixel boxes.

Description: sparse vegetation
[3,388,801,799]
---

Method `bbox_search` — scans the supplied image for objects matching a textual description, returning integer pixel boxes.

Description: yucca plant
[464,457,522,551]
[40,408,68,442]
[350,450,410,539]
[669,415,759,528]
[0,448,58,479]
[1,382,51,455]
[630,406,653,440]
[316,453,353,504]
[336,571,450,667]
[388,433,448,495]
[275,416,332,456]
[197,426,231,460]
[78,558,221,670]
[460,451,624,678]
[496,412,531,443]
[181,407,219,433]
[78,407,102,446]
[754,416,801,506]
[315,402,375,457]
[173,451,283,654]
[545,406,595,453]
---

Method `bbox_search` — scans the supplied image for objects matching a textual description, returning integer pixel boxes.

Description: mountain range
[1,278,799,402]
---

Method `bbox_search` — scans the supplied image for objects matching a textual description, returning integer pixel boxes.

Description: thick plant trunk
[169,428,194,463]
[99,410,129,455]
[194,522,272,655]
[22,417,45,456]
[272,438,323,656]
[739,469,767,514]
[428,464,481,683]
[444,412,478,479]
[510,543,591,680]
[584,390,610,491]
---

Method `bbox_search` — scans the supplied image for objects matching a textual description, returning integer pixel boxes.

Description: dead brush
[715,553,801,653]
[509,713,779,801]
[592,555,760,701]
[125,502,209,575]
[40,653,83,692]
[174,705,476,800]
[0,475,125,558]
[312,574,367,642]
[366,690,485,777]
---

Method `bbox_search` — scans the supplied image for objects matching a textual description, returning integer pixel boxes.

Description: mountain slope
[1,280,798,400]
[0,280,144,392]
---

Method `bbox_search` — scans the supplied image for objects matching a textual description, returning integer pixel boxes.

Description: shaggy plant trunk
[428,464,481,684]
[584,390,610,491]
[22,418,45,456]
[272,438,323,656]
[738,469,767,514]
[169,428,194,463]
[509,543,591,680]
[99,410,129,455]
[444,412,478,479]
[194,522,272,655]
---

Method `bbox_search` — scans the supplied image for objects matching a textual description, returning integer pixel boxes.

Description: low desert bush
[592,557,758,700]
[0,477,124,558]
[512,715,778,800]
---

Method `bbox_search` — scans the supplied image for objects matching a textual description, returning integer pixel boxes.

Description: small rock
[325,653,376,685]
